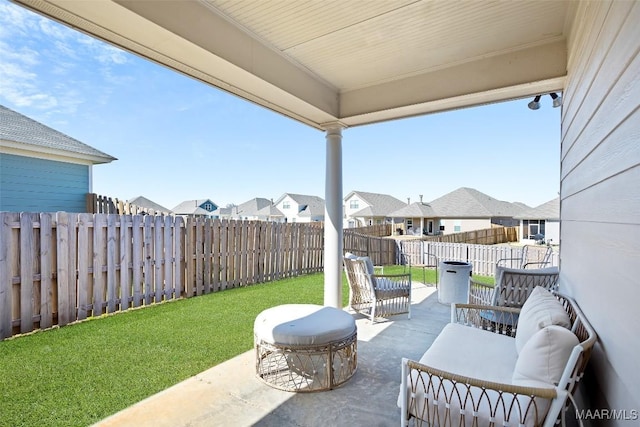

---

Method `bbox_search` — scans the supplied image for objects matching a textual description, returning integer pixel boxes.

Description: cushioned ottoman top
[254,304,356,346]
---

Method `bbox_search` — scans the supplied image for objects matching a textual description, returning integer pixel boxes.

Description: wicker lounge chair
[469,266,560,308]
[399,289,597,427]
[496,244,554,269]
[343,254,411,322]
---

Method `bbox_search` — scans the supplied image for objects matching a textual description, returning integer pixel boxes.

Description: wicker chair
[496,244,554,269]
[469,266,560,308]
[343,254,411,323]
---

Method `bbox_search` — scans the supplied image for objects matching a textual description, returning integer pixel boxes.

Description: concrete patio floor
[94,282,450,427]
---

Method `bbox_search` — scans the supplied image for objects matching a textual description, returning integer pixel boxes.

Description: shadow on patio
[93,283,449,427]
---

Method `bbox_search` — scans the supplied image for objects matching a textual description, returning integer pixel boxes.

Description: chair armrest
[451,303,522,336]
[371,273,411,292]
[400,358,560,427]
[469,278,494,306]
[373,273,411,279]
[496,256,522,267]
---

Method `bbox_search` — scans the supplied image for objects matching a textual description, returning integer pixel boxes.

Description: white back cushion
[515,286,571,354]
[356,256,375,275]
[513,325,579,386]
[344,252,358,260]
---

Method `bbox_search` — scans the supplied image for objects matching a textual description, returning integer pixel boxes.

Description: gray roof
[428,187,527,218]
[256,204,285,217]
[0,104,116,163]
[128,196,172,213]
[346,191,407,217]
[211,206,233,217]
[172,199,216,215]
[237,197,283,217]
[515,197,559,220]
[388,202,437,218]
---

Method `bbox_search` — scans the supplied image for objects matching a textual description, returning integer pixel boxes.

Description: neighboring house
[236,197,284,222]
[343,190,407,228]
[127,196,173,215]
[389,187,528,235]
[274,193,324,223]
[213,198,284,222]
[171,199,218,217]
[386,201,437,236]
[0,105,116,213]
[514,197,560,245]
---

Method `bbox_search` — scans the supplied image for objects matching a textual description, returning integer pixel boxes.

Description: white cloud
[0,3,32,36]
[78,35,129,65]
[0,0,131,116]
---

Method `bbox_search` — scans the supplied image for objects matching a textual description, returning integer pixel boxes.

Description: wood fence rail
[0,212,324,340]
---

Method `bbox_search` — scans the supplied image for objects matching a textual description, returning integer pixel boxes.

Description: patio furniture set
[252,251,596,427]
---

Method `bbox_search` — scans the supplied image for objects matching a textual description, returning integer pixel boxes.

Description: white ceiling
[14,0,577,130]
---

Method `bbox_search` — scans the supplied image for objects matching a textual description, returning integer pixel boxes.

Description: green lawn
[0,273,347,427]
[0,266,491,427]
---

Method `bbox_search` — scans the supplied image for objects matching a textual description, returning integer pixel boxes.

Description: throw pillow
[513,325,579,386]
[515,286,571,354]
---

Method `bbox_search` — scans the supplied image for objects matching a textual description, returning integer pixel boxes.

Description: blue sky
[0,0,560,210]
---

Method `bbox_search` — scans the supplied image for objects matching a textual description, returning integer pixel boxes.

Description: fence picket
[132,215,143,307]
[106,214,118,312]
[143,215,153,305]
[203,218,212,294]
[93,214,106,316]
[164,215,174,299]
[154,216,164,303]
[174,216,184,298]
[39,213,53,328]
[19,213,35,333]
[120,215,132,310]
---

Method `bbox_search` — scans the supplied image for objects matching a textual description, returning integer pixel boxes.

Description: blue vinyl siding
[0,153,89,212]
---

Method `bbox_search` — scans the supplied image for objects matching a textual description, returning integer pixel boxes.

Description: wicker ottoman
[254,304,357,392]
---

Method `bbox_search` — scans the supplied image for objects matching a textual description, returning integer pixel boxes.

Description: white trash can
[438,261,472,304]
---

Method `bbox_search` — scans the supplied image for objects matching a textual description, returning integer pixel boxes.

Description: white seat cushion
[515,286,571,353]
[418,323,518,383]
[254,304,356,346]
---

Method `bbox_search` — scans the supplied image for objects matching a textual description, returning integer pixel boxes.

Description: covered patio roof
[13,0,573,130]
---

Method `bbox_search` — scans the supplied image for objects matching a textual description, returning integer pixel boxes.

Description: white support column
[323,123,344,308]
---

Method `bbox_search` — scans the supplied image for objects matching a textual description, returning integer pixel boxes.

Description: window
[282,201,290,209]
[203,203,213,211]
[454,220,461,232]
[524,220,546,239]
[349,199,359,209]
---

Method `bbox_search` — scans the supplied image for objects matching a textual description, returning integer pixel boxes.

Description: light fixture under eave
[528,95,541,110]
[550,92,563,108]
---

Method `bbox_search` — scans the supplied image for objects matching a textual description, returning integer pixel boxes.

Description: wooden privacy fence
[343,229,397,266]
[0,212,323,340]
[421,226,518,244]
[86,193,172,215]
[399,240,558,277]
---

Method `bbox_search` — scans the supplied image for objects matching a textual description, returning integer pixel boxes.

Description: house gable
[0,105,116,213]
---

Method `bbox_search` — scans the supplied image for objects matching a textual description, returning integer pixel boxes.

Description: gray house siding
[562,0,640,420]
[0,153,89,212]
